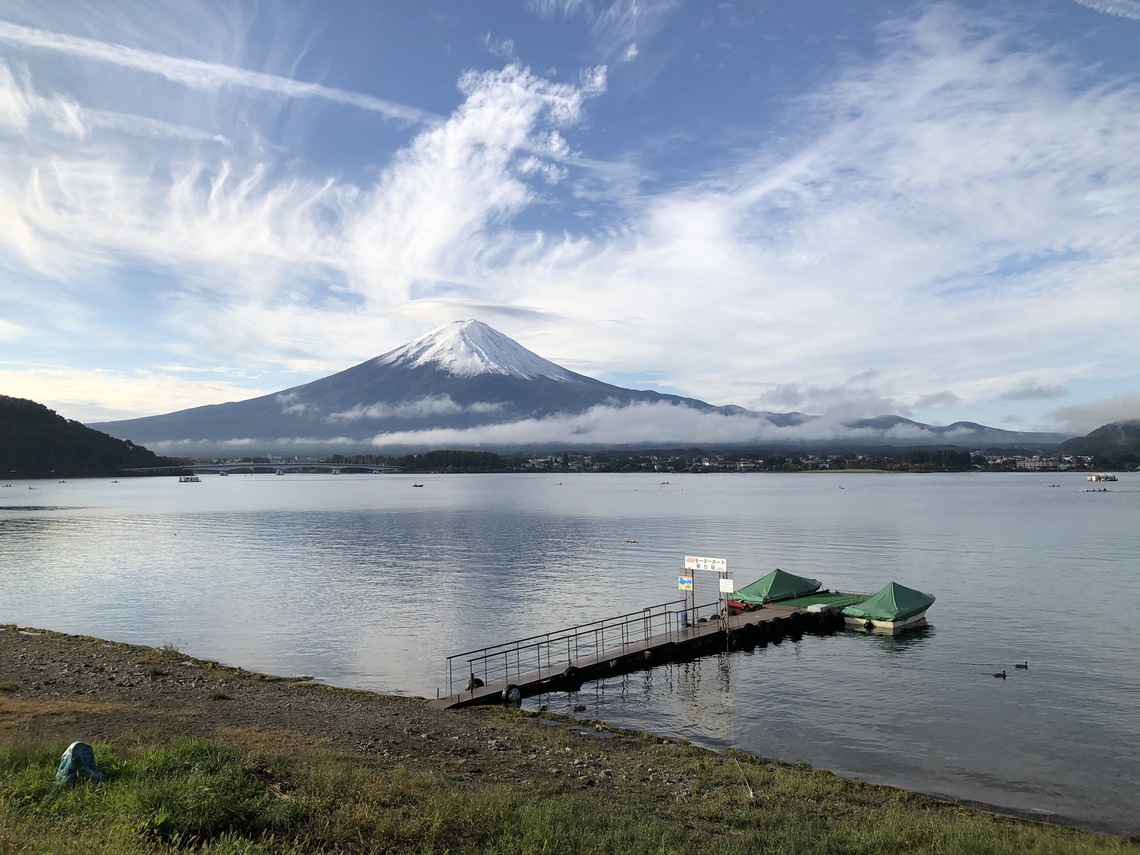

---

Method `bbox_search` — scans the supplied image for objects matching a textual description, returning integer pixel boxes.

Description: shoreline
[3,624,1137,850]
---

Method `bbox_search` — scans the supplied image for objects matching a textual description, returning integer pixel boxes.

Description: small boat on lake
[1087,473,1117,482]
[842,581,935,634]
[727,568,823,613]
[178,475,201,483]
[729,568,869,615]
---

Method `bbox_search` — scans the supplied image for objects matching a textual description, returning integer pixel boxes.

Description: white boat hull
[844,610,929,634]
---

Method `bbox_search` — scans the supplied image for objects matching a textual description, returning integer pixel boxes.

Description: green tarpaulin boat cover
[731,568,822,605]
[841,582,935,622]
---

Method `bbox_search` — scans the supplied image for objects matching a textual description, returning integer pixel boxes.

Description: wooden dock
[431,601,842,710]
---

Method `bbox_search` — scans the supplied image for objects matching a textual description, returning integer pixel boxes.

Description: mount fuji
[90,320,1066,455]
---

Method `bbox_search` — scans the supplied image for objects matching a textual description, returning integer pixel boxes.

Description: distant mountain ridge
[90,320,1071,455]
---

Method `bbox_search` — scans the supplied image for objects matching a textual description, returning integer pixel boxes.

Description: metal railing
[442,598,723,698]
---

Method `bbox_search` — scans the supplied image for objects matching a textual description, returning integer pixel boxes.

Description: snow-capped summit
[375,319,578,381]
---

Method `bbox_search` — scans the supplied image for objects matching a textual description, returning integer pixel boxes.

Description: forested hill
[0,395,176,476]
[1058,419,1140,468]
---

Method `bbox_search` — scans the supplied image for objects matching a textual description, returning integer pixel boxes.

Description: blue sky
[1,0,1138,437]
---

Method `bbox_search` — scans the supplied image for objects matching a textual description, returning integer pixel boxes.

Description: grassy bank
[3,730,1138,854]
[2,625,1138,853]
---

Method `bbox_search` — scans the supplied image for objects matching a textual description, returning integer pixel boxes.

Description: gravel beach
[0,623,700,795]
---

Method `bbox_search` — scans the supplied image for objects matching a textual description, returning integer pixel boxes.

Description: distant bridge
[193,462,400,475]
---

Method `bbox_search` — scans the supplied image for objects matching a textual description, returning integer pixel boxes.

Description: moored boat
[727,568,823,613]
[1087,473,1117,482]
[841,581,935,634]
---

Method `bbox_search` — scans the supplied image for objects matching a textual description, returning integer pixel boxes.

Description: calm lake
[2,471,1137,834]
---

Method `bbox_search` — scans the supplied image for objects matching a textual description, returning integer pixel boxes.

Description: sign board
[719,578,736,593]
[685,555,727,573]
[678,575,694,591]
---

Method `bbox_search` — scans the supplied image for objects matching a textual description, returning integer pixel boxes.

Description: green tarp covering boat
[730,568,822,605]
[841,581,935,622]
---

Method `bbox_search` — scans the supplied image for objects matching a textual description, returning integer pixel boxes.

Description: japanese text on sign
[684,555,727,572]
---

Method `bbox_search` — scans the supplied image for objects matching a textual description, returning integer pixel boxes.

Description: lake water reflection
[2,471,1138,834]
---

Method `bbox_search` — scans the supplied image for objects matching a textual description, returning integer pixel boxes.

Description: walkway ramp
[432,600,823,710]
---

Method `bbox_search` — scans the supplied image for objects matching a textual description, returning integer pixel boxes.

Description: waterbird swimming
[1016,661,1028,669]
[993,670,1007,679]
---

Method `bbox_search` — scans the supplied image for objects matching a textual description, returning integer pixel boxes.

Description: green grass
[0,680,20,693]
[1,733,1138,855]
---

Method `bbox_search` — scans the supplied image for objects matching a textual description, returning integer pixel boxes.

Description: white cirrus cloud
[524,0,590,20]
[1072,0,1140,21]
[0,55,607,343]
[500,3,1140,420]
[0,19,439,125]
[0,59,229,144]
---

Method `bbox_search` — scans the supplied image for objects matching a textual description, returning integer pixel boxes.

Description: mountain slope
[91,320,732,453]
[90,320,1070,455]
[1058,420,1140,460]
[0,395,174,475]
